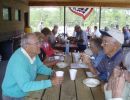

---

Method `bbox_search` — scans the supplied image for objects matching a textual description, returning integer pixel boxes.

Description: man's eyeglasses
[28,41,43,46]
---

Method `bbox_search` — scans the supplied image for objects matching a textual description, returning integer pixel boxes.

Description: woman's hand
[80,53,92,66]
[80,53,97,75]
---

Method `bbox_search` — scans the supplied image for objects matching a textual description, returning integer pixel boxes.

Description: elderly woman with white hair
[104,51,130,100]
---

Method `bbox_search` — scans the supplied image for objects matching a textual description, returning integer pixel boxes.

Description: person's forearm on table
[87,62,98,75]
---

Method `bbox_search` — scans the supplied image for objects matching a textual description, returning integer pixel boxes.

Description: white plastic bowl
[56,62,68,68]
[83,78,100,87]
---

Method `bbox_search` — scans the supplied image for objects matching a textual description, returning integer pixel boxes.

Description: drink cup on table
[73,52,80,63]
[56,71,64,77]
[55,71,64,85]
[69,69,77,80]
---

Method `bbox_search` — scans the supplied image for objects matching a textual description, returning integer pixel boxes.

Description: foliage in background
[30,7,130,34]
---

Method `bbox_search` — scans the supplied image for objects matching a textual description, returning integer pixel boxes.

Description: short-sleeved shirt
[92,50,105,67]
[75,30,88,45]
[96,49,123,81]
[41,42,55,57]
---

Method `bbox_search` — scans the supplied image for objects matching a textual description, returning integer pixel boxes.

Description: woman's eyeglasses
[101,41,109,46]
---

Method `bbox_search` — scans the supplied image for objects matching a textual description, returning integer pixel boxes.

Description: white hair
[20,33,36,48]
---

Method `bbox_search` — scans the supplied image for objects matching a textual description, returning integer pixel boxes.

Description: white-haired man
[82,29,124,81]
[2,33,63,100]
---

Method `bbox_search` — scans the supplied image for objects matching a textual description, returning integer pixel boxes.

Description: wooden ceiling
[29,0,130,8]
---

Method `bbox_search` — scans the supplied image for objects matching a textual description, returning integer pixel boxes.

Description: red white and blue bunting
[69,7,93,20]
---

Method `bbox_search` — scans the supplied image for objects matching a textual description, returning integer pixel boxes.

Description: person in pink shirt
[41,27,56,57]
[35,32,58,67]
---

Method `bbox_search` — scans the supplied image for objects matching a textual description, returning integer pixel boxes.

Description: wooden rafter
[29,0,130,8]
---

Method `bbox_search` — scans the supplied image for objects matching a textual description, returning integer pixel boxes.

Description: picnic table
[25,53,105,100]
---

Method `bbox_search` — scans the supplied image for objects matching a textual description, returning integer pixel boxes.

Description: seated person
[92,26,101,38]
[41,27,58,57]
[88,38,105,67]
[35,32,58,67]
[104,51,130,100]
[2,33,63,100]
[104,65,126,100]
[81,29,124,82]
[40,48,58,67]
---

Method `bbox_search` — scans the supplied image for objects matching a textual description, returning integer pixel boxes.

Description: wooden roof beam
[29,1,130,8]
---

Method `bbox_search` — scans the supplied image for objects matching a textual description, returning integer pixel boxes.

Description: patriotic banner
[69,7,93,20]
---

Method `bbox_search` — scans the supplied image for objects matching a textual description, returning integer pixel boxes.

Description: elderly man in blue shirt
[82,29,125,100]
[81,29,124,81]
[104,51,130,100]
[2,33,63,100]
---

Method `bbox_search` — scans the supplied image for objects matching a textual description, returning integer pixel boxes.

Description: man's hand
[112,73,125,98]
[51,76,64,86]
[113,67,121,78]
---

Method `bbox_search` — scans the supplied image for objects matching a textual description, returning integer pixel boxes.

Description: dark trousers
[2,95,24,100]
[77,44,86,51]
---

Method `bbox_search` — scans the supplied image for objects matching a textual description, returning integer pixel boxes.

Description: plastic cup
[69,69,77,80]
[56,71,64,77]
[73,53,80,63]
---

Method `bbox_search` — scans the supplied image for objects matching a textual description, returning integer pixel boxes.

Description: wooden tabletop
[25,54,105,100]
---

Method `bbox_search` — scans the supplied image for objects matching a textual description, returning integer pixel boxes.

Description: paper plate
[86,72,97,77]
[83,78,100,87]
[56,62,68,68]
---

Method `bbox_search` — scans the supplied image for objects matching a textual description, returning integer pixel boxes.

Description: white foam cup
[73,53,80,63]
[69,69,77,80]
[56,71,64,77]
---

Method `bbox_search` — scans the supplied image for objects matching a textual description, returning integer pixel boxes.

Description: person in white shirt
[92,26,101,38]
